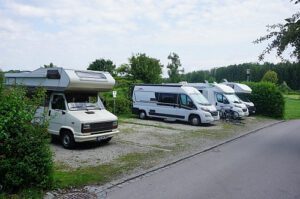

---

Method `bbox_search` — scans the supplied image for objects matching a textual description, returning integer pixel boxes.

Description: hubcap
[140,112,145,119]
[192,117,198,125]
[63,135,70,146]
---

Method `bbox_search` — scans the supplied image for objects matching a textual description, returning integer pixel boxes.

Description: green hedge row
[0,88,53,193]
[245,82,285,118]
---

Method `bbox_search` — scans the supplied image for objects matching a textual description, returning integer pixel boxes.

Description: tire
[139,110,147,119]
[102,137,112,144]
[233,111,239,120]
[61,131,75,149]
[189,115,201,126]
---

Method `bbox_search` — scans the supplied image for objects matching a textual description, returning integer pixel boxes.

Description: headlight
[201,107,210,112]
[234,105,242,108]
[112,121,118,129]
[82,123,91,133]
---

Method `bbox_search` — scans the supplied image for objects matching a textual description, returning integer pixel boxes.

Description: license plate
[97,136,108,141]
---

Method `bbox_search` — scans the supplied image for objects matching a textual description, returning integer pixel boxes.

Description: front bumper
[74,129,119,142]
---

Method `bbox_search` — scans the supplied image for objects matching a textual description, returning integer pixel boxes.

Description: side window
[216,93,223,103]
[158,93,177,106]
[180,94,194,108]
[51,95,66,110]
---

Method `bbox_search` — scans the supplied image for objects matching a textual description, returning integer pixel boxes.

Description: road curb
[98,120,285,194]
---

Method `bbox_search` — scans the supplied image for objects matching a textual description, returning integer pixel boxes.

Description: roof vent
[46,70,61,79]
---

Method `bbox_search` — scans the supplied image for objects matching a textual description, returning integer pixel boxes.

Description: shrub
[245,82,284,118]
[261,70,278,84]
[0,87,53,193]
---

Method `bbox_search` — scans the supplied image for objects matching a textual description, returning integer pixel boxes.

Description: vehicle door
[153,93,182,119]
[48,94,67,135]
[215,92,229,111]
[175,94,196,120]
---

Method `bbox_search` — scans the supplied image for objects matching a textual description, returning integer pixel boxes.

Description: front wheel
[61,131,75,149]
[139,111,147,119]
[189,115,201,126]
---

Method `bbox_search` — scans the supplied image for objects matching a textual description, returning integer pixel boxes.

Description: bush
[245,82,285,118]
[0,87,53,193]
[261,70,278,84]
[105,96,131,115]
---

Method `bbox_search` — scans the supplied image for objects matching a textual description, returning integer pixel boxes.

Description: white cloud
[0,0,299,73]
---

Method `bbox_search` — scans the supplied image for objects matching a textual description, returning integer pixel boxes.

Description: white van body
[132,84,219,125]
[188,83,249,118]
[5,67,119,148]
[221,81,256,114]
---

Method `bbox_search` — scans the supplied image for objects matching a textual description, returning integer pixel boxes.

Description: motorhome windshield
[236,93,251,102]
[190,93,211,106]
[224,94,242,104]
[65,92,104,111]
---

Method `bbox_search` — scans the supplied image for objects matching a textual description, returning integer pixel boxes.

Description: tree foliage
[167,53,184,83]
[261,70,278,84]
[0,87,53,192]
[0,69,3,92]
[254,0,300,62]
[44,62,56,68]
[87,59,116,76]
[129,53,162,83]
[182,62,300,90]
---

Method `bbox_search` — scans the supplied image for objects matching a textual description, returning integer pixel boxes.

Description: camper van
[132,84,219,126]
[221,80,256,114]
[5,67,119,149]
[189,83,249,118]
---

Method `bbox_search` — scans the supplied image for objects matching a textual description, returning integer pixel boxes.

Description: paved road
[106,120,300,199]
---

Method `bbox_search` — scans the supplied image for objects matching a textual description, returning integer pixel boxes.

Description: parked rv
[189,83,249,119]
[132,84,219,126]
[5,67,119,149]
[221,80,256,114]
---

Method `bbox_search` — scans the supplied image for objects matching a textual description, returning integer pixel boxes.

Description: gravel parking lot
[51,116,278,169]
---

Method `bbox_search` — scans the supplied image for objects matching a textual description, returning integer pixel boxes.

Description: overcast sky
[0,0,299,74]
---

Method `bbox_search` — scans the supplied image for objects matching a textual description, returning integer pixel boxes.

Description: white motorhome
[221,80,256,114]
[132,84,219,126]
[188,83,249,118]
[5,67,119,149]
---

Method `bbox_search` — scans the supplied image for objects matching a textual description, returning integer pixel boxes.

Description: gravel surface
[51,116,278,169]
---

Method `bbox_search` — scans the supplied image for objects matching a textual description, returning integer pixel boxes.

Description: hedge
[245,82,285,118]
[0,87,53,193]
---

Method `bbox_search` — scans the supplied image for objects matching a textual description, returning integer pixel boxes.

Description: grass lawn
[284,94,300,120]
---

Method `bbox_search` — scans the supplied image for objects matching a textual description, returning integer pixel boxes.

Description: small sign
[112,91,117,98]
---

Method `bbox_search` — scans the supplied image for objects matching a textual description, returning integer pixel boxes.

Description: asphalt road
[106,120,300,199]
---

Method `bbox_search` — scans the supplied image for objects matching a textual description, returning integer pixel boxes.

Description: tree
[116,64,131,77]
[261,70,278,84]
[129,53,163,83]
[0,69,3,92]
[254,0,300,62]
[44,62,55,68]
[87,59,116,76]
[167,53,184,83]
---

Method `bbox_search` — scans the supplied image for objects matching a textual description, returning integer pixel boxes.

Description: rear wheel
[189,115,201,126]
[61,131,75,149]
[139,110,147,119]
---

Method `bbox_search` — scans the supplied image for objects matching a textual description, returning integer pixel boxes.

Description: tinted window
[216,93,223,103]
[158,93,177,105]
[180,94,194,108]
[51,95,66,110]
